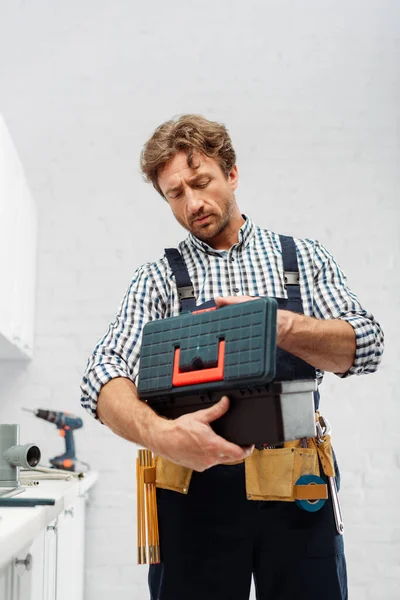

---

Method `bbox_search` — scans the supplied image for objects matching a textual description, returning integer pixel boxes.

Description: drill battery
[137,298,316,446]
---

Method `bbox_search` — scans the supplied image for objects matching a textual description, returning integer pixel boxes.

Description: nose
[186,187,205,217]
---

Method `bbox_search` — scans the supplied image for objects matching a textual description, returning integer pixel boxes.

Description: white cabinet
[12,531,45,600]
[56,498,86,600]
[0,520,58,600]
[0,473,98,600]
[0,561,13,600]
[0,114,37,360]
[0,531,46,600]
[43,520,58,600]
[0,500,86,600]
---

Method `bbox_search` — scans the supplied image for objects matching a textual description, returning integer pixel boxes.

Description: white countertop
[0,470,98,570]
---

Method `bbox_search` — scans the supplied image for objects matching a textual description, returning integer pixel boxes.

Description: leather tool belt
[153,413,334,502]
[135,414,334,564]
[137,298,317,446]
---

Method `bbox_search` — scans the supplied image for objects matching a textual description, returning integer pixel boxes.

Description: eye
[170,191,183,199]
[195,180,210,189]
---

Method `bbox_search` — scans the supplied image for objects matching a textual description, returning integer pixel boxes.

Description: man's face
[158,151,239,243]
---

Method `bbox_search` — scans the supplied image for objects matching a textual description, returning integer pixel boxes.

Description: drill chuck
[36,409,56,423]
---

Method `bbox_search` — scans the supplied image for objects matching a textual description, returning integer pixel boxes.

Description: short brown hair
[140,114,236,197]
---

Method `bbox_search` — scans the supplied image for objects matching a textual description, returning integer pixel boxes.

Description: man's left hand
[214,295,355,373]
[214,296,291,347]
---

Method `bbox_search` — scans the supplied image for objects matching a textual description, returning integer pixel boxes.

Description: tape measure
[294,474,327,512]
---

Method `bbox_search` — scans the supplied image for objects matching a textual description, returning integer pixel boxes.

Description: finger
[214,296,242,307]
[214,296,232,307]
[196,395,230,423]
[216,438,253,461]
[241,444,255,459]
[214,296,255,307]
[221,442,256,461]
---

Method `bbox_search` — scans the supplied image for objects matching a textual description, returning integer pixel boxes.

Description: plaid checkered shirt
[80,215,384,420]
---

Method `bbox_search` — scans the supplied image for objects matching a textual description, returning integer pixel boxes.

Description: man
[81,114,384,600]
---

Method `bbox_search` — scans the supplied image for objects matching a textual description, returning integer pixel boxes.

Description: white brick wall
[0,1,398,598]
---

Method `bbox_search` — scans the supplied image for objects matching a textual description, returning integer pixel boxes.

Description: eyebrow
[165,173,212,196]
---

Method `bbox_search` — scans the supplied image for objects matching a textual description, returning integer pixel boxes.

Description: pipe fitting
[4,444,41,468]
[0,424,41,487]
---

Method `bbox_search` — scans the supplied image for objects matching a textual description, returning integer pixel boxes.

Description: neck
[208,208,245,250]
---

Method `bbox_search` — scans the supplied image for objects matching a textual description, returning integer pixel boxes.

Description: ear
[228,165,239,191]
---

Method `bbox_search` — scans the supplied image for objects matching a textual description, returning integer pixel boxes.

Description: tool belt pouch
[155,455,193,494]
[153,435,335,499]
[245,442,321,501]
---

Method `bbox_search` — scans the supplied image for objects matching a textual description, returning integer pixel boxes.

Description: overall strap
[279,234,302,307]
[164,248,197,313]
[279,235,319,409]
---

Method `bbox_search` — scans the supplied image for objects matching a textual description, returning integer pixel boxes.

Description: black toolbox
[137,298,316,446]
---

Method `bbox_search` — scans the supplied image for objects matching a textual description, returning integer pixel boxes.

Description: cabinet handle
[65,507,74,517]
[15,553,32,571]
[47,524,57,532]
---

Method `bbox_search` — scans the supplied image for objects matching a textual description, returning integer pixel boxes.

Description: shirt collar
[187,214,255,256]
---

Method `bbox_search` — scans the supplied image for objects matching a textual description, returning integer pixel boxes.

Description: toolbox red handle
[172,340,225,387]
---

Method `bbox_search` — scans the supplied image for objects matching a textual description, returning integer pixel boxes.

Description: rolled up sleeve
[80,262,168,420]
[312,241,384,378]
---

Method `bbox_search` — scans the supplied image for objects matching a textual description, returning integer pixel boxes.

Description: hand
[214,295,293,347]
[150,396,254,472]
[214,295,255,307]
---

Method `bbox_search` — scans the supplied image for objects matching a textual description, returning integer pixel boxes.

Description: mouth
[194,215,211,225]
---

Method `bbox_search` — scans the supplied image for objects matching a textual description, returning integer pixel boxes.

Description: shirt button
[233,287,240,294]
[230,256,235,262]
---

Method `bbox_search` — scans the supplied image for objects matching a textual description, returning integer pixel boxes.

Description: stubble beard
[181,196,235,242]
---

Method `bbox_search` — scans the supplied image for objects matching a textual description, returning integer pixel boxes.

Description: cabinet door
[12,531,45,600]
[43,520,58,600]
[56,497,86,600]
[0,114,37,360]
[29,530,45,600]
[12,184,37,357]
[0,115,20,345]
[0,562,13,600]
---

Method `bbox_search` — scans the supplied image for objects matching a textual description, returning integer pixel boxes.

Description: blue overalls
[148,236,348,600]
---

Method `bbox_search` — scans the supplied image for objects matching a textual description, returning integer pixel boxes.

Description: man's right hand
[145,396,254,472]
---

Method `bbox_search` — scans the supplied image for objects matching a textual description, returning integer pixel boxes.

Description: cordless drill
[23,409,83,471]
